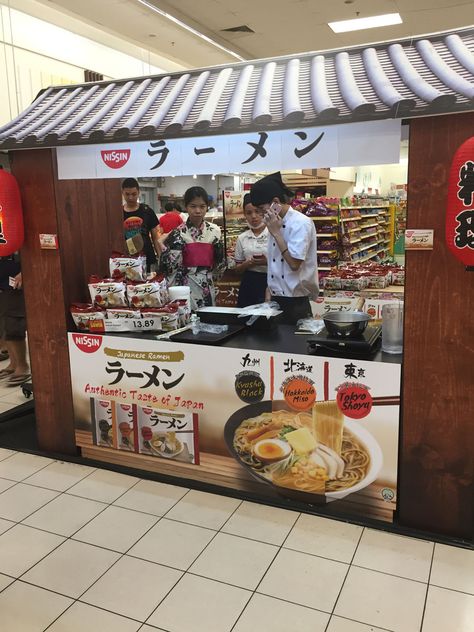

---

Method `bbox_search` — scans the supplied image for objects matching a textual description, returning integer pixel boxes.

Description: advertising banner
[57,120,401,179]
[68,333,401,521]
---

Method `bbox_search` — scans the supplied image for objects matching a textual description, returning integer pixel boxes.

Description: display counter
[69,325,402,525]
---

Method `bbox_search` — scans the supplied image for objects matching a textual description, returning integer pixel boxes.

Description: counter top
[104,325,402,364]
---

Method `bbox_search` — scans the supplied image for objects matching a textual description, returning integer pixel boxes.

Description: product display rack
[340,204,394,264]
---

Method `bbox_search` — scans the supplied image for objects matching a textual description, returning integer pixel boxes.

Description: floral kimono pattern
[160,219,225,310]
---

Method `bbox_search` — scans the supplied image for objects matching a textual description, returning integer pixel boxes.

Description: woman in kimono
[160,186,224,310]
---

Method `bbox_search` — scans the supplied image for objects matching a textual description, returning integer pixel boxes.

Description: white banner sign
[57,120,401,180]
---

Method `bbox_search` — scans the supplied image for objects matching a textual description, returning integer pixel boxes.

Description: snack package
[107,307,141,319]
[149,304,180,331]
[109,254,147,282]
[90,398,116,448]
[127,277,164,308]
[115,403,138,452]
[88,276,127,308]
[137,406,157,455]
[137,405,199,463]
[168,300,191,327]
[70,304,105,331]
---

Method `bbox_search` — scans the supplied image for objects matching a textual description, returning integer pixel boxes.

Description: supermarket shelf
[359,241,378,253]
[360,232,377,240]
[349,238,361,244]
[358,213,379,219]
[319,266,332,270]
[316,233,337,237]
[347,227,361,233]
[317,249,337,254]
[340,205,390,210]
[360,223,379,229]
[311,216,338,221]
[341,216,361,222]
[358,252,379,263]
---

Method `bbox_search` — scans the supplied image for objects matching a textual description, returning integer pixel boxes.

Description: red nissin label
[100,149,131,169]
[72,334,103,353]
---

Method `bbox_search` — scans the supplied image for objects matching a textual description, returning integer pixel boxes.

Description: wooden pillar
[399,112,474,540]
[10,149,123,454]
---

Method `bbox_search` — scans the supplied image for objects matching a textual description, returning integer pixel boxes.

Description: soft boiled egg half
[253,439,292,464]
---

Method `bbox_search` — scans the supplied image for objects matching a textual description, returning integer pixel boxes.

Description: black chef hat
[249,172,293,206]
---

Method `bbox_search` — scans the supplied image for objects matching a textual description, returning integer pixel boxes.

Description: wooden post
[399,112,474,540]
[10,149,123,454]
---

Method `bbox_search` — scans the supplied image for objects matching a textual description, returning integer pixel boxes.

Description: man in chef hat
[250,172,318,325]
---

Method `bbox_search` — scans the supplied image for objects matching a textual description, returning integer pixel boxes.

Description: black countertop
[104,325,402,364]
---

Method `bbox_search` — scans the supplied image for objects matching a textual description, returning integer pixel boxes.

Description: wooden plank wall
[10,149,123,453]
[399,112,474,540]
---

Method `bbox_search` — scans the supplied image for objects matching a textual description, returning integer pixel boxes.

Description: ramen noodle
[233,407,370,494]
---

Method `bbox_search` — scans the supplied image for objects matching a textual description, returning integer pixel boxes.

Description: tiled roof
[0,27,473,150]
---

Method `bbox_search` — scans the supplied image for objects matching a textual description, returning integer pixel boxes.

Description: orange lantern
[0,170,24,256]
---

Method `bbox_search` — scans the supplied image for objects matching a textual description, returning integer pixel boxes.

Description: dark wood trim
[399,112,474,540]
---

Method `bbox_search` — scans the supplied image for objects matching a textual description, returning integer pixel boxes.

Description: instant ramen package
[109,254,146,282]
[90,397,116,448]
[127,277,165,308]
[70,303,105,331]
[88,276,127,308]
[106,307,141,319]
[137,405,199,463]
[115,403,138,452]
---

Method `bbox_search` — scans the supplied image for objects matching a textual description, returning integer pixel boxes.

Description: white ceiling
[23,0,474,68]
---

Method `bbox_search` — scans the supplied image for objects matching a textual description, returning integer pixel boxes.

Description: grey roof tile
[0,27,472,149]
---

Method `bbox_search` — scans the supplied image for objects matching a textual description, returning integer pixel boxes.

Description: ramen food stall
[2,27,473,542]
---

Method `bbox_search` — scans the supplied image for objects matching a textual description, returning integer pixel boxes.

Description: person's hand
[13,273,22,289]
[251,253,267,265]
[263,204,283,236]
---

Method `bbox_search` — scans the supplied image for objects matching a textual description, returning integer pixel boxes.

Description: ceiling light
[193,174,197,179]
[136,0,245,61]
[328,13,402,33]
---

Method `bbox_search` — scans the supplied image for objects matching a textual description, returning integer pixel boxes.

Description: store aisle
[0,449,472,632]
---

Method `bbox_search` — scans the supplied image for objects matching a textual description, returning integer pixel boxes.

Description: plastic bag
[296,318,325,334]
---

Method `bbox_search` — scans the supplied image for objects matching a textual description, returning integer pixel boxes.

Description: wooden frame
[9,112,474,541]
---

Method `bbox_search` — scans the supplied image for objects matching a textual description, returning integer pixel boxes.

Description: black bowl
[224,400,325,504]
[323,311,371,338]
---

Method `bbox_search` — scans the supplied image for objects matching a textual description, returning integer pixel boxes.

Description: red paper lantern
[0,170,24,256]
[446,137,474,268]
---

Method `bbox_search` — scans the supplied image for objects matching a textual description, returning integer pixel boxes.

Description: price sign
[103,317,162,333]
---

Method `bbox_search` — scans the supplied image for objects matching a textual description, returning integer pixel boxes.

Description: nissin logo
[72,334,102,353]
[100,149,131,169]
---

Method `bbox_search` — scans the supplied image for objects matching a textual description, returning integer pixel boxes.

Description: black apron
[237,270,267,308]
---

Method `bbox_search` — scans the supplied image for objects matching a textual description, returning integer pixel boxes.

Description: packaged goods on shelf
[70,304,105,330]
[323,262,404,291]
[88,276,128,308]
[126,276,168,308]
[107,307,141,319]
[109,254,147,282]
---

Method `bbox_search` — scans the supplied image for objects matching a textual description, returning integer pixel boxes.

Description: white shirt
[234,227,269,274]
[267,207,319,299]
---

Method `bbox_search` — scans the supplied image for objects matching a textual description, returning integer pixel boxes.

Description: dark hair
[164,202,174,212]
[243,193,252,208]
[175,203,183,213]
[184,186,209,207]
[122,177,139,190]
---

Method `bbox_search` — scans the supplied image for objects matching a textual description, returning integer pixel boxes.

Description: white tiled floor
[0,448,472,632]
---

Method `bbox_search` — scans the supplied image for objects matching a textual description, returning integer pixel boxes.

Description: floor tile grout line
[326,613,395,632]
[14,478,154,602]
[428,583,474,597]
[348,562,431,586]
[0,454,62,485]
[142,498,246,629]
[324,526,366,632]
[20,463,99,493]
[419,542,436,632]
[228,509,303,632]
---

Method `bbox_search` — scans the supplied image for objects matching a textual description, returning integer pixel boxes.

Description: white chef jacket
[234,228,269,273]
[267,207,319,299]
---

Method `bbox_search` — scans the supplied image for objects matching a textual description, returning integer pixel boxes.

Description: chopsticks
[372,396,400,406]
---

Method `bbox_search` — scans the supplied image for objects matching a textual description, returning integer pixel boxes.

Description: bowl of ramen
[224,400,382,501]
[149,431,184,458]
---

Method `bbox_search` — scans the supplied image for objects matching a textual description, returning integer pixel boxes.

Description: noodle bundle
[233,407,370,494]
